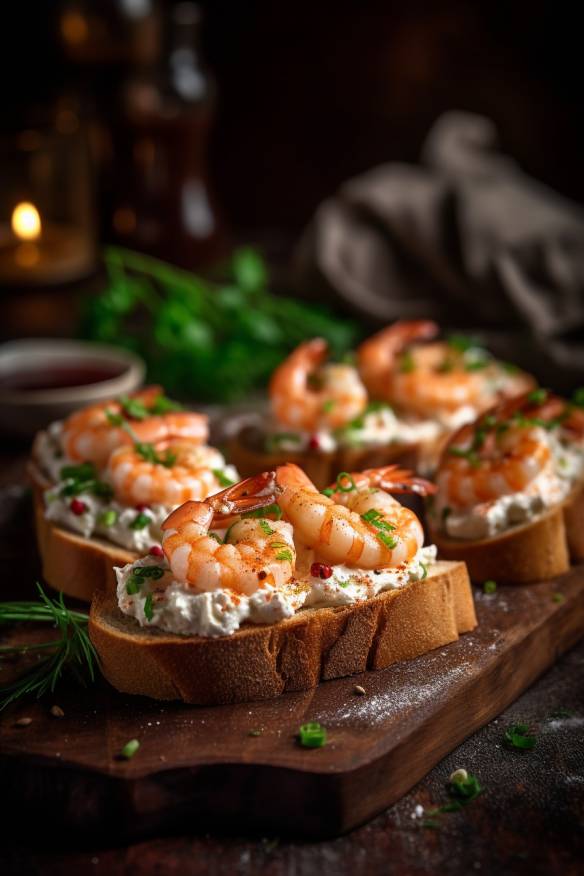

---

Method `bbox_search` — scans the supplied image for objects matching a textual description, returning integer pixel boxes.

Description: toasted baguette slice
[430,504,570,584]
[29,461,136,601]
[227,426,420,491]
[563,480,584,562]
[89,560,476,705]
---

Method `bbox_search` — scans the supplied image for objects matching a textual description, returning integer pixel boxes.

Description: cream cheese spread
[116,545,437,638]
[37,420,239,553]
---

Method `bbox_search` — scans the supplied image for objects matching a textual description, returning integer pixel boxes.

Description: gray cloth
[295,112,584,388]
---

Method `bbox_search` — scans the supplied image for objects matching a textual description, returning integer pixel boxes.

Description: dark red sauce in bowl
[0,363,126,392]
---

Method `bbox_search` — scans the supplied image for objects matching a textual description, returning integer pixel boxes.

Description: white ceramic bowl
[0,339,145,437]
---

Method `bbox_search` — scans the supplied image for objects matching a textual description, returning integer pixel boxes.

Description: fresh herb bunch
[0,584,97,710]
[81,247,358,403]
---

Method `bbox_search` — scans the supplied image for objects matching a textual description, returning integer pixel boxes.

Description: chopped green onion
[98,509,118,527]
[130,512,151,530]
[135,442,177,468]
[361,508,397,550]
[419,562,428,580]
[527,388,548,405]
[208,532,223,544]
[336,472,356,492]
[120,739,140,759]
[105,409,124,427]
[483,580,497,594]
[503,723,537,750]
[126,577,141,595]
[399,350,415,373]
[552,592,565,604]
[149,394,183,414]
[212,469,235,487]
[448,771,483,801]
[143,593,154,621]
[572,387,584,408]
[132,566,165,579]
[447,333,480,354]
[298,722,327,748]
[275,549,293,562]
[60,462,95,481]
[322,399,336,413]
[248,729,262,737]
[321,488,334,497]
[242,503,283,520]
[259,519,275,536]
[119,395,150,420]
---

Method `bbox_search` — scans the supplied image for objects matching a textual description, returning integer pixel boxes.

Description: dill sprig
[0,584,97,710]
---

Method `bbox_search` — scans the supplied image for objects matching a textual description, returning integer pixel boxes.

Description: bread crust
[89,560,476,705]
[563,480,584,562]
[29,461,136,601]
[430,504,570,584]
[227,426,419,491]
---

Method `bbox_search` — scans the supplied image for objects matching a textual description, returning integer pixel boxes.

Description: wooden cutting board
[1,568,583,840]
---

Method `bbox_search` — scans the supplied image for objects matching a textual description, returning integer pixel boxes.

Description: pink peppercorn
[308,435,320,451]
[149,545,164,557]
[311,562,333,580]
[135,503,150,512]
[70,498,87,515]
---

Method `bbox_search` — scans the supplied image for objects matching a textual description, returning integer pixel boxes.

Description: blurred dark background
[2,0,583,255]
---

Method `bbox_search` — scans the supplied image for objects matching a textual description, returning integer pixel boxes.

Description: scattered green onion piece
[275,549,293,562]
[483,580,497,594]
[321,488,334,497]
[143,593,154,622]
[572,387,584,408]
[336,472,356,492]
[242,503,283,520]
[298,722,327,748]
[130,512,151,530]
[259,519,275,536]
[552,592,565,604]
[419,562,428,580]
[149,394,183,414]
[132,566,165,579]
[503,723,537,750]
[212,469,235,487]
[60,462,95,481]
[126,577,141,595]
[120,739,140,759]
[527,388,548,405]
[98,509,118,528]
[399,350,415,373]
[447,333,480,354]
[322,399,336,413]
[248,729,262,737]
[105,409,124,427]
[208,532,223,544]
[119,395,149,420]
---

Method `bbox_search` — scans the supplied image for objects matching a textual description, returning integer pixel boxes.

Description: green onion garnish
[419,562,428,580]
[132,566,165,579]
[120,739,140,759]
[130,512,151,530]
[259,519,275,536]
[119,395,150,420]
[98,509,118,528]
[399,350,415,373]
[126,577,141,595]
[503,723,537,750]
[298,722,327,748]
[212,469,235,487]
[322,399,336,413]
[242,503,283,520]
[321,488,334,497]
[552,592,565,604]
[527,388,548,405]
[336,472,356,492]
[135,442,177,468]
[105,409,124,427]
[149,394,183,414]
[360,508,397,550]
[275,549,293,562]
[483,580,497,594]
[572,387,584,408]
[143,593,154,621]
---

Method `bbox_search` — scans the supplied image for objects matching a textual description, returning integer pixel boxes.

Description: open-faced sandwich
[89,464,477,705]
[429,388,584,583]
[29,386,239,600]
[357,320,535,471]
[229,321,535,487]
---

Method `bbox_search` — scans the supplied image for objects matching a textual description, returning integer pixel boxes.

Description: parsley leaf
[503,723,537,750]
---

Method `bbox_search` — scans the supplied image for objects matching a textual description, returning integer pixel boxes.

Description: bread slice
[89,560,476,705]
[227,426,420,491]
[563,480,584,562]
[29,462,136,601]
[430,504,570,584]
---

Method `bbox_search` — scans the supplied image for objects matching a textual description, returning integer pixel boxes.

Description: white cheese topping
[116,545,437,638]
[436,432,584,541]
[37,419,239,553]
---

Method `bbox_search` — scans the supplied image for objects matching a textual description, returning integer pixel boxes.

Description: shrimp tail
[362,465,437,497]
[207,471,278,519]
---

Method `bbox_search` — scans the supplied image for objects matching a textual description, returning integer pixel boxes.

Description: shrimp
[269,338,367,431]
[357,321,534,417]
[275,463,428,569]
[436,396,555,509]
[162,472,296,595]
[357,320,439,399]
[60,386,208,469]
[105,440,232,506]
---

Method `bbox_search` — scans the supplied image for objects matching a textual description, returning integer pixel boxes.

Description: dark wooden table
[1,445,583,876]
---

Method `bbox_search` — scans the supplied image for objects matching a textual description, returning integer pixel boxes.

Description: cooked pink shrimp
[357,320,439,399]
[276,463,427,569]
[162,472,295,595]
[436,400,554,509]
[269,338,367,431]
[60,386,208,469]
[105,440,231,506]
[357,321,533,417]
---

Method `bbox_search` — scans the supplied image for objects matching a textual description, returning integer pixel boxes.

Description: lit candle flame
[11,202,42,242]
